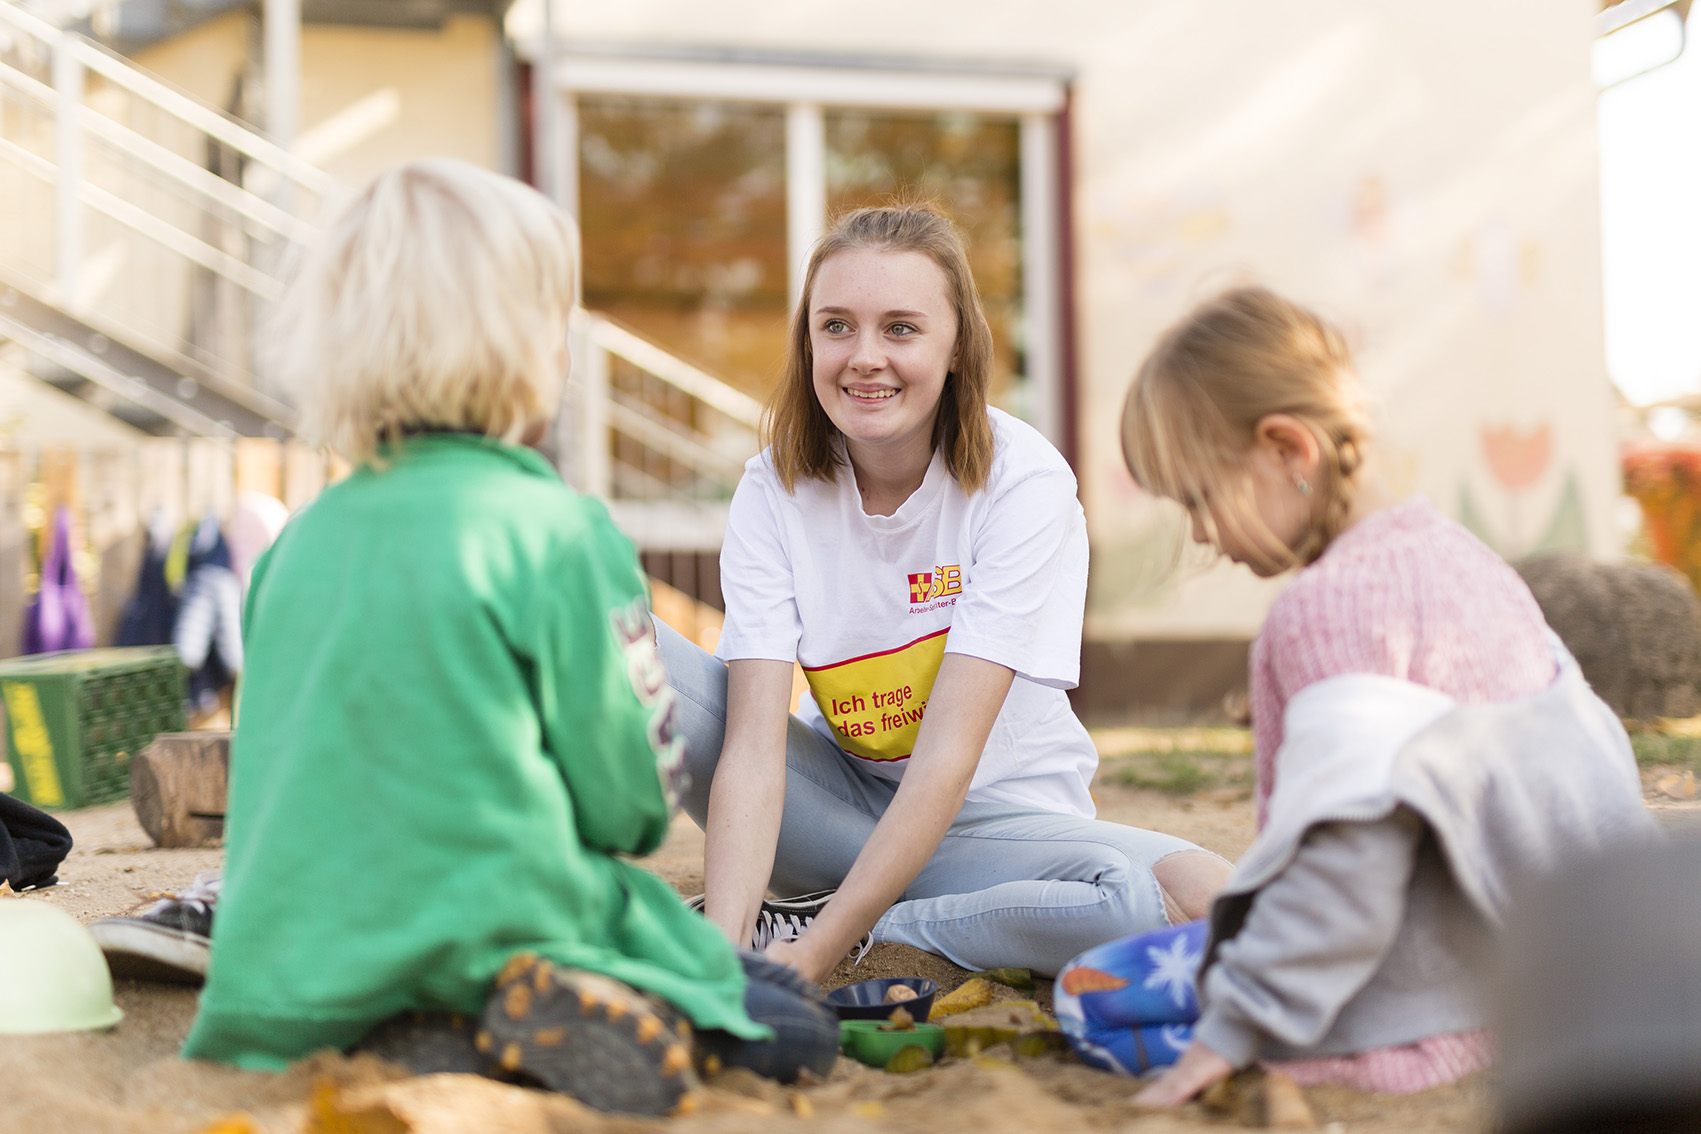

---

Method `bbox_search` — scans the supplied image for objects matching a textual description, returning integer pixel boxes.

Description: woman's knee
[1152,850,1233,924]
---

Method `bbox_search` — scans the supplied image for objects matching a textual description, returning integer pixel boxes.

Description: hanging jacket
[22,505,95,656]
[117,511,179,648]
[174,512,244,710]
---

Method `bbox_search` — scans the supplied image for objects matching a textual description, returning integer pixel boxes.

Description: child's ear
[1254,414,1322,478]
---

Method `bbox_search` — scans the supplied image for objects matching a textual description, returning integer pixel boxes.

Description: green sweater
[182,434,764,1070]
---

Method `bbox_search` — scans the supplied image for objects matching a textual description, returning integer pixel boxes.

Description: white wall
[518,0,1614,642]
[297,14,501,185]
[514,0,1615,643]
[1070,2,1613,639]
[133,10,503,187]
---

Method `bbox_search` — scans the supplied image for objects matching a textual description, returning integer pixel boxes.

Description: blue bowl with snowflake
[826,977,938,1021]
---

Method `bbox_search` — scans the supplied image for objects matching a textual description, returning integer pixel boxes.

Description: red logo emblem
[907,566,962,604]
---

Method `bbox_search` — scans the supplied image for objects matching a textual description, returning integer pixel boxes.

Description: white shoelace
[750,909,812,951]
[145,871,222,918]
[751,907,873,964]
[688,890,874,964]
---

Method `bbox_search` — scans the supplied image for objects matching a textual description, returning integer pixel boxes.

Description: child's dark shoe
[477,952,699,1116]
[350,1010,488,1075]
[695,950,839,1084]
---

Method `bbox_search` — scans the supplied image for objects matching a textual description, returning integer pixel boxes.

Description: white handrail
[589,315,764,429]
[0,2,333,195]
[606,398,749,481]
[565,313,762,505]
[0,133,284,300]
[0,8,758,499]
[0,61,314,244]
[70,41,333,193]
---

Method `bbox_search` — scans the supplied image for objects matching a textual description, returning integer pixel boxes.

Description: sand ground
[3,749,1695,1134]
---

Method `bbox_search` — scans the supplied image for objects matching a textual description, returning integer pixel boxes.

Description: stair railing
[0,1,336,400]
[0,6,762,545]
[565,311,762,550]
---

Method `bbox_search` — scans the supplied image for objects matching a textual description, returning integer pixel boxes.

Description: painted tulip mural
[1481,424,1552,491]
[1460,421,1587,559]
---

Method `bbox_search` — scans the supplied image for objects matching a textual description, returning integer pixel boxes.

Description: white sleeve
[714,469,803,663]
[944,465,1089,688]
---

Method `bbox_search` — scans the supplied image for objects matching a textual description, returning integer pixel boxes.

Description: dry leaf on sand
[302,1080,412,1134]
[1263,1070,1318,1128]
[1656,770,1697,800]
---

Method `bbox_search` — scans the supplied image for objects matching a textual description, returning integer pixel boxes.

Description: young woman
[656,203,1231,983]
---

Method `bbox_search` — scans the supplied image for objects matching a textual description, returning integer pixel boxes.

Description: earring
[1294,475,1312,497]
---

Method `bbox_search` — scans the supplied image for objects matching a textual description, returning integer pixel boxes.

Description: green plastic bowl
[839,1019,946,1068]
[0,901,123,1034]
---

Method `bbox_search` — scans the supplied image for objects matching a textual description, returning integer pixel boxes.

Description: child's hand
[1131,1041,1234,1107]
[761,937,812,977]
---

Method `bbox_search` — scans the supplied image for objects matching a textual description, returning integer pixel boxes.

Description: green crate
[0,647,187,810]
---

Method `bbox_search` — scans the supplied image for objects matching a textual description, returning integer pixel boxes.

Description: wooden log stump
[131,732,229,848]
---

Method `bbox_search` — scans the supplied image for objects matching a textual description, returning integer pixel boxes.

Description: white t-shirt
[716,407,1098,818]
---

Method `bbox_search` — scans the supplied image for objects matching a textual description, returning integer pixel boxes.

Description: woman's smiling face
[809,247,958,473]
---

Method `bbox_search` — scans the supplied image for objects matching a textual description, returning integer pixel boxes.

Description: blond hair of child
[270,158,579,466]
[1120,285,1373,569]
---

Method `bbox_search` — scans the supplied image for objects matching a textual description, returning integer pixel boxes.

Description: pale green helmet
[0,901,123,1034]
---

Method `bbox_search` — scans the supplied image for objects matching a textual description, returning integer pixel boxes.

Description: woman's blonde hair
[270,158,579,466]
[1121,286,1371,568]
[766,203,996,494]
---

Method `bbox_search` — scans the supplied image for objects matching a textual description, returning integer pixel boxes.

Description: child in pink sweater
[1053,286,1651,1102]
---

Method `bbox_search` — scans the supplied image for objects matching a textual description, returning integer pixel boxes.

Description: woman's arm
[701,657,796,947]
[765,651,1016,982]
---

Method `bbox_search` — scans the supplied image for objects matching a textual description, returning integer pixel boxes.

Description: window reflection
[826,109,1024,407]
[579,97,790,398]
[577,98,1027,413]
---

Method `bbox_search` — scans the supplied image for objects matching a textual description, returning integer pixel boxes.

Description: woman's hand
[776,653,1017,984]
[1131,1041,1235,1107]
[760,937,811,976]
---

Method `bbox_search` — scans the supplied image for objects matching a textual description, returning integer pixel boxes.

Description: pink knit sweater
[1247,496,1554,1093]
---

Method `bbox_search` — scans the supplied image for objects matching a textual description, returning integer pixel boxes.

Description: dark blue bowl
[825,977,939,1022]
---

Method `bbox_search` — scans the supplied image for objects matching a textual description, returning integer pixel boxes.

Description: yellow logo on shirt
[805,628,948,762]
[906,565,962,605]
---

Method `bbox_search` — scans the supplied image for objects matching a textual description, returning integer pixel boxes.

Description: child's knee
[1153,849,1233,924]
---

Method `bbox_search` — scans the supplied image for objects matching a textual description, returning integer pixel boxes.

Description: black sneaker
[687,889,873,963]
[87,872,219,985]
[476,952,700,1116]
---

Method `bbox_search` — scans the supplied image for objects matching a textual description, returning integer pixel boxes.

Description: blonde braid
[1294,432,1367,565]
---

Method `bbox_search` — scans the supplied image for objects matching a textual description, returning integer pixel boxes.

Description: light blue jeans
[655,619,1207,977]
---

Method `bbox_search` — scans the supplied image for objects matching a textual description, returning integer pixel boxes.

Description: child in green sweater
[176,159,835,1114]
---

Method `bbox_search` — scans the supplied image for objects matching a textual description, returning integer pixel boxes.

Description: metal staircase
[0,0,320,433]
[0,1,758,564]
